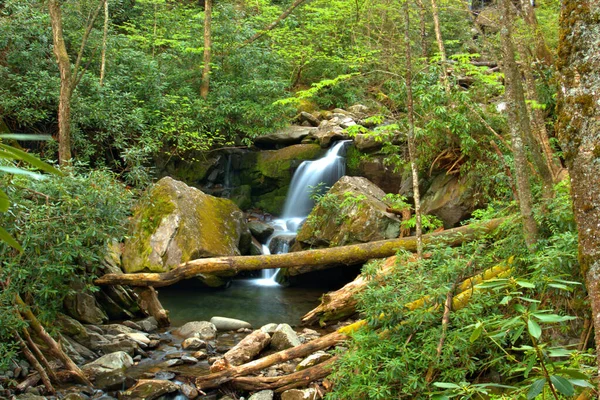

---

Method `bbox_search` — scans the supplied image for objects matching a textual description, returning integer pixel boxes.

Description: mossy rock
[255,144,323,181]
[122,177,249,285]
[421,174,475,228]
[254,185,290,215]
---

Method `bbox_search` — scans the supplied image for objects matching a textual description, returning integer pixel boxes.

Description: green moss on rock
[256,144,323,180]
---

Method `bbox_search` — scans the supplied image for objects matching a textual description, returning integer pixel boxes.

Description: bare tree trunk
[557,0,600,387]
[499,0,538,249]
[519,0,553,66]
[415,0,428,59]
[48,0,73,166]
[200,0,212,98]
[99,0,108,86]
[430,0,449,91]
[404,0,423,258]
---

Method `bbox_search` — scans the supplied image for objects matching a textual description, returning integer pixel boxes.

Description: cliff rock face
[122,177,249,286]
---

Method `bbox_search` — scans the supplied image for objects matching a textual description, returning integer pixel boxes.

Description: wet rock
[175,321,217,340]
[165,351,187,359]
[270,324,301,351]
[95,336,138,356]
[180,383,199,399]
[101,324,137,336]
[210,317,252,331]
[254,126,317,147]
[182,337,206,350]
[119,379,179,400]
[121,321,142,331]
[137,317,159,332]
[15,394,47,400]
[154,371,176,380]
[162,359,184,367]
[354,133,382,152]
[348,104,369,118]
[192,350,208,360]
[248,390,274,400]
[296,351,332,371]
[63,393,90,400]
[61,334,97,363]
[298,111,321,127]
[64,282,108,325]
[57,314,90,345]
[122,332,150,347]
[281,388,318,400]
[122,177,249,287]
[181,355,199,364]
[82,351,134,380]
[147,340,160,349]
[260,323,278,335]
[248,221,274,243]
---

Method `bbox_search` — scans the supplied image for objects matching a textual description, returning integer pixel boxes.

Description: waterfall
[253,140,351,286]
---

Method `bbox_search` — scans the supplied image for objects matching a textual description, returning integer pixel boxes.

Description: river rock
[348,104,369,118]
[298,111,320,127]
[123,332,151,346]
[119,379,179,400]
[421,174,475,228]
[182,337,206,350]
[268,234,296,254]
[137,316,159,332]
[95,336,138,356]
[122,177,249,286]
[248,390,274,400]
[102,324,137,336]
[293,176,401,252]
[281,388,318,400]
[180,383,199,399]
[210,316,252,331]
[63,282,108,325]
[248,221,274,243]
[210,330,271,372]
[254,126,317,147]
[82,351,133,384]
[296,351,332,371]
[354,133,382,152]
[306,120,348,148]
[175,321,217,340]
[260,323,278,335]
[270,324,301,351]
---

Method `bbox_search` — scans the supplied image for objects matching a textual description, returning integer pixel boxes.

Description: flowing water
[159,140,352,325]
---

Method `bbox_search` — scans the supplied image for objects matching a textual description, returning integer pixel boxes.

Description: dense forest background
[1,0,599,398]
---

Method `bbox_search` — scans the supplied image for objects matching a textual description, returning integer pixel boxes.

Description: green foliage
[0,167,133,368]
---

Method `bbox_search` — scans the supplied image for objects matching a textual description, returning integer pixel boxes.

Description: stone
[260,323,278,335]
[122,332,150,346]
[307,121,348,148]
[249,237,264,256]
[248,221,275,243]
[268,234,295,254]
[154,371,176,380]
[119,379,179,400]
[192,350,208,359]
[95,336,138,356]
[210,330,270,372]
[294,176,401,251]
[210,316,252,331]
[15,395,47,400]
[175,321,217,340]
[82,351,133,385]
[181,355,199,364]
[298,112,320,127]
[182,337,206,350]
[57,314,90,345]
[121,320,142,331]
[281,388,318,400]
[63,282,108,325]
[122,177,249,286]
[254,126,317,147]
[354,133,382,152]
[347,153,403,194]
[270,324,301,351]
[101,324,137,336]
[180,383,199,399]
[295,351,332,371]
[421,174,475,228]
[348,104,369,118]
[248,390,274,400]
[63,393,90,400]
[137,317,159,332]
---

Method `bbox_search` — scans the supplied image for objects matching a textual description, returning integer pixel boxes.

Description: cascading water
[254,140,352,286]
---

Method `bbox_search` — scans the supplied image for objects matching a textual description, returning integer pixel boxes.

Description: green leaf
[527,319,542,339]
[516,280,535,288]
[433,382,461,389]
[0,225,23,252]
[470,324,483,343]
[532,313,576,323]
[510,324,525,343]
[547,348,572,357]
[527,378,545,400]
[569,379,594,388]
[476,279,508,289]
[0,134,53,141]
[0,166,46,180]
[558,369,590,380]
[550,375,574,396]
[0,144,63,176]
[0,188,10,212]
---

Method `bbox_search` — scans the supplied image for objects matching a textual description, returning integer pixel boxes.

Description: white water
[254,140,351,286]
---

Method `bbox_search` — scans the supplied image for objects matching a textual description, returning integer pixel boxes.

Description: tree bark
[518,0,554,66]
[48,0,73,166]
[196,331,346,390]
[430,0,450,91]
[200,0,212,98]
[499,0,538,249]
[404,0,424,259]
[557,0,600,386]
[134,287,170,327]
[99,0,108,86]
[95,218,505,287]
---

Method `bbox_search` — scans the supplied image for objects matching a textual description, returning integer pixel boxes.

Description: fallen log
[195,331,346,390]
[230,356,337,392]
[96,218,505,288]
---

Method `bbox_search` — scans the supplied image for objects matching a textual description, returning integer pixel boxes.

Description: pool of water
[158,278,333,328]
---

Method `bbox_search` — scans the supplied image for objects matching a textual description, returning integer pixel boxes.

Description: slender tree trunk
[99,0,108,86]
[499,0,538,249]
[557,0,600,387]
[415,0,428,59]
[519,0,553,66]
[200,0,212,99]
[430,0,449,91]
[404,0,423,258]
[48,0,73,166]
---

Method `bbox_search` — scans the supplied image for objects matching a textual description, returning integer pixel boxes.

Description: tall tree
[557,0,600,385]
[200,0,212,98]
[429,0,449,91]
[48,0,105,165]
[499,0,538,249]
[99,0,108,86]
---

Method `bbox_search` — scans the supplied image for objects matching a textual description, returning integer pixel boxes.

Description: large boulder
[122,177,249,286]
[304,120,349,148]
[294,176,401,250]
[82,351,133,380]
[254,126,317,147]
[120,379,179,400]
[174,321,217,340]
[270,324,301,351]
[421,174,475,228]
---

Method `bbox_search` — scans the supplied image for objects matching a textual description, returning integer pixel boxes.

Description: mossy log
[96,218,505,288]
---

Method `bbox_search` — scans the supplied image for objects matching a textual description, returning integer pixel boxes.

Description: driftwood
[96,218,505,288]
[196,331,346,390]
[134,287,170,327]
[230,356,337,392]
[210,330,271,372]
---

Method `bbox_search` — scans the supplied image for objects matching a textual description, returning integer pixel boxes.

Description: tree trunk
[557,0,600,386]
[519,0,554,66]
[416,0,428,59]
[430,0,449,91]
[95,218,505,288]
[99,0,108,86]
[404,0,423,258]
[134,287,170,327]
[200,0,212,99]
[499,0,538,249]
[48,0,73,166]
